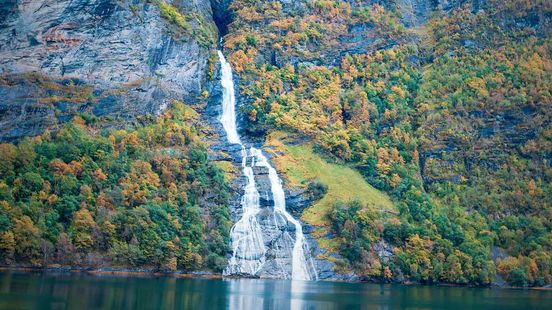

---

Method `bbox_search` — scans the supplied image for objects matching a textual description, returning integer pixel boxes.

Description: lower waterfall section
[252,148,313,281]
[224,147,266,276]
[217,51,316,280]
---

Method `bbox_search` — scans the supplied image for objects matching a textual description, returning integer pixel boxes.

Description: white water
[218,51,314,280]
[218,51,241,145]
[224,147,267,275]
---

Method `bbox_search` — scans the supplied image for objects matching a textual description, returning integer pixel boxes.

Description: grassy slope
[265,131,395,225]
[265,131,395,257]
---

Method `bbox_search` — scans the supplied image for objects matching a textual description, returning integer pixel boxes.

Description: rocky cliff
[0,0,215,141]
[2,0,549,286]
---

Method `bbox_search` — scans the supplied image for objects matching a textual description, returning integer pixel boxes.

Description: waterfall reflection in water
[227,278,307,310]
[1,272,550,310]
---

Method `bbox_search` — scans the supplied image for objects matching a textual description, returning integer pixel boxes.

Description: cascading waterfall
[218,50,314,280]
[224,146,267,276]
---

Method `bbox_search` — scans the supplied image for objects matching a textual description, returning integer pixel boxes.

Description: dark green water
[0,271,550,310]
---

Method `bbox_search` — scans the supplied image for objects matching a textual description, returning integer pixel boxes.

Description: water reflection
[290,280,306,310]
[1,271,551,310]
[226,279,311,310]
[227,278,297,309]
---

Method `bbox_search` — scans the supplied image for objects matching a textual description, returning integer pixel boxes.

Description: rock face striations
[0,0,215,141]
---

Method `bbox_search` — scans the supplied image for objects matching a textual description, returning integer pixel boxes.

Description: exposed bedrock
[0,0,214,141]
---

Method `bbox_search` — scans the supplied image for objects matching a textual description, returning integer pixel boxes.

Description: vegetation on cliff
[0,102,231,272]
[0,0,550,288]
[224,0,552,286]
[153,0,217,47]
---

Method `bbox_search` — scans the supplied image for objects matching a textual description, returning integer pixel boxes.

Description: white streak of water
[218,51,241,145]
[218,50,315,280]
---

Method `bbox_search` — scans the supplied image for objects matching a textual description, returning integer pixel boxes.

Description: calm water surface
[0,271,550,309]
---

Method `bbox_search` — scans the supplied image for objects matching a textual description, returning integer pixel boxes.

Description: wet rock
[285,182,327,218]
[285,188,311,217]
[210,0,233,35]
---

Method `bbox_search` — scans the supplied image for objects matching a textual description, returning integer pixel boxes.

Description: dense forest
[223,0,551,286]
[0,102,231,272]
[0,0,550,287]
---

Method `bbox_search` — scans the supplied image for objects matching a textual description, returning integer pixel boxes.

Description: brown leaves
[48,159,83,177]
[120,161,161,208]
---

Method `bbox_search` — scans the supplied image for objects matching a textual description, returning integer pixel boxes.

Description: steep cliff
[0,0,216,141]
[219,0,551,286]
[0,0,550,287]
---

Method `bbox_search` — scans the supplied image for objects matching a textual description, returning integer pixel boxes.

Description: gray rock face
[374,240,394,264]
[0,0,215,141]
[397,0,484,26]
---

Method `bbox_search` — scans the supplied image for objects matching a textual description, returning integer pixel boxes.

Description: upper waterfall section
[217,51,241,145]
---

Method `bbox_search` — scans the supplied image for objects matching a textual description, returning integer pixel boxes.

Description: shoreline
[0,265,228,279]
[1,265,551,291]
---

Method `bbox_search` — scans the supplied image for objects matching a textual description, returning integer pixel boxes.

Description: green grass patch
[156,1,191,35]
[213,160,237,183]
[265,131,395,227]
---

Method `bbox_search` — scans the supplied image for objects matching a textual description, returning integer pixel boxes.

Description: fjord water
[218,51,314,280]
[1,272,551,310]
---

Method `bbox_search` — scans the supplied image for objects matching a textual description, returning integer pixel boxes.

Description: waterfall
[218,50,241,145]
[218,51,314,280]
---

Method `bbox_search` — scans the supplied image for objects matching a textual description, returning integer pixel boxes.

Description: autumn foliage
[223,0,551,286]
[0,102,231,271]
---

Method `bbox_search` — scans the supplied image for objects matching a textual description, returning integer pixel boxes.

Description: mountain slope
[0,0,216,141]
[0,0,550,287]
[221,0,551,286]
